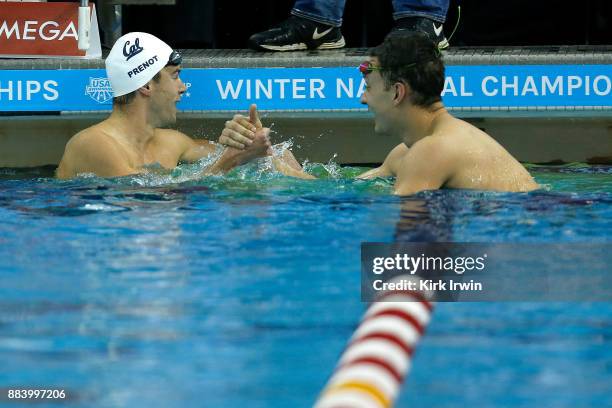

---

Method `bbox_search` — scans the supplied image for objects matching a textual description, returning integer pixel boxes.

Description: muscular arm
[179,139,218,163]
[357,143,410,179]
[393,138,454,195]
[157,129,248,175]
[271,156,315,179]
[150,129,218,163]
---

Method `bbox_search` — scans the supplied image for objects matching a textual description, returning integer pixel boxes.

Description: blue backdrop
[0,65,609,112]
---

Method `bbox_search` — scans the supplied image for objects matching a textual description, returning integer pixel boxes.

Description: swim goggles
[359,60,423,77]
[167,50,182,66]
[358,61,383,76]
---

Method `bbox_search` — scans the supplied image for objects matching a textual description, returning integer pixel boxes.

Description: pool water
[0,161,611,408]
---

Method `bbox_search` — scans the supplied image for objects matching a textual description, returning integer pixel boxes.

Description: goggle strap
[167,50,182,66]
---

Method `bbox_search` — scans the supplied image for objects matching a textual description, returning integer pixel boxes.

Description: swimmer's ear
[138,83,152,96]
[393,82,407,105]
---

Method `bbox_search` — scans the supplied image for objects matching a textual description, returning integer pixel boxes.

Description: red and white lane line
[315,276,434,408]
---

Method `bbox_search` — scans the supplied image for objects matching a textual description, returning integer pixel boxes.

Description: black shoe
[248,16,345,52]
[393,17,449,49]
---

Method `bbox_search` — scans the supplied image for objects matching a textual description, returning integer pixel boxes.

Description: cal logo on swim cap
[123,37,144,61]
[105,32,173,97]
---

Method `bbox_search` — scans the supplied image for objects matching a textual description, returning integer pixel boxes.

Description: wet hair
[370,31,445,108]
[112,70,162,107]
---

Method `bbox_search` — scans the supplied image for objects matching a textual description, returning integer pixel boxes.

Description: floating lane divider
[315,275,434,408]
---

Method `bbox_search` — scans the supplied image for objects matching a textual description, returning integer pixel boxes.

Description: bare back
[435,116,538,192]
[387,114,538,195]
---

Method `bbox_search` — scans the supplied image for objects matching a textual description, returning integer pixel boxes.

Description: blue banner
[0,65,610,112]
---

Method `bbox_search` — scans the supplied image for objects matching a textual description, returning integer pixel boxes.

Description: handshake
[214,104,314,179]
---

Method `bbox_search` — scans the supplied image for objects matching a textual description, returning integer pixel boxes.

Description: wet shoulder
[68,119,114,140]
[432,116,480,140]
[66,124,118,151]
[57,123,127,178]
[412,129,461,160]
[430,117,494,157]
[154,128,192,142]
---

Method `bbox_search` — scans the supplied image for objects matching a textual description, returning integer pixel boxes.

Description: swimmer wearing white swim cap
[57,32,308,179]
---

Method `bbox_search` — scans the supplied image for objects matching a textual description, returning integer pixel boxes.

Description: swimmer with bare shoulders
[220,31,538,195]
[57,32,309,180]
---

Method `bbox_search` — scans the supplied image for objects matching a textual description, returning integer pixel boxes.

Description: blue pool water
[0,162,611,407]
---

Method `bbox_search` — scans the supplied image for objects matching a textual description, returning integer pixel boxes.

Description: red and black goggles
[358,61,383,76]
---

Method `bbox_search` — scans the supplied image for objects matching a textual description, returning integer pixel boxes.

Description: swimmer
[221,31,539,195]
[57,32,308,179]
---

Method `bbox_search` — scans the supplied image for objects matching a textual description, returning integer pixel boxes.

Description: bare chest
[123,141,181,170]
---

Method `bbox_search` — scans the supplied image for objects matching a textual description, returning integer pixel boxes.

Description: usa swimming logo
[85,77,113,104]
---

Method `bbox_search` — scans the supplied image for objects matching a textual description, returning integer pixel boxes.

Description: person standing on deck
[57,32,309,179]
[248,0,450,51]
[220,31,539,195]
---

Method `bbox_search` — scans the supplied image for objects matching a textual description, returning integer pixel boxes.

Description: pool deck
[0,47,611,167]
[2,45,610,69]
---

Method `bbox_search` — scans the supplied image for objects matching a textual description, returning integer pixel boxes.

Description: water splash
[271,138,293,155]
[303,153,343,179]
[118,144,226,187]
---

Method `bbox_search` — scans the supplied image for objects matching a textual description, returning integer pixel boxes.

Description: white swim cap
[105,32,173,97]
